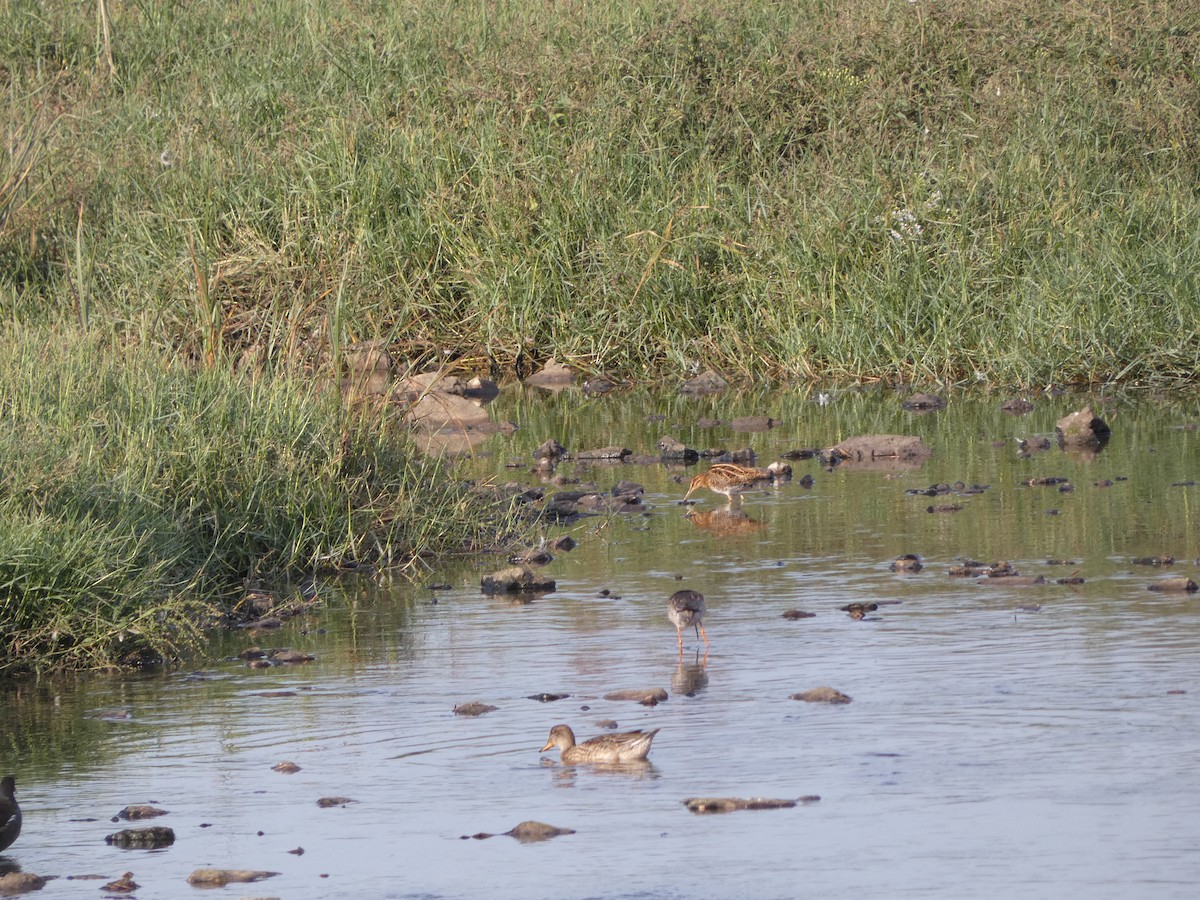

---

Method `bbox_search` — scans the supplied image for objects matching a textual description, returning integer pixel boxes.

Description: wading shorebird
[0,775,21,852]
[683,463,773,506]
[540,724,660,764]
[668,589,709,654]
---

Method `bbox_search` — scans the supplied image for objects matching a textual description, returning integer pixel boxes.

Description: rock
[901,392,946,411]
[1002,397,1034,415]
[104,827,175,849]
[115,805,167,821]
[533,438,568,460]
[680,370,728,395]
[509,546,553,566]
[527,692,569,702]
[683,796,816,814]
[823,435,932,468]
[0,872,47,895]
[547,536,577,552]
[272,761,301,774]
[575,446,632,461]
[269,648,315,664]
[453,702,499,716]
[316,797,355,808]
[790,687,852,704]
[341,342,394,397]
[525,359,576,389]
[403,391,489,430]
[766,461,792,481]
[656,436,699,463]
[100,872,138,894]
[1056,406,1111,448]
[889,554,923,573]
[730,416,779,432]
[583,377,621,395]
[185,870,280,887]
[461,377,500,401]
[603,688,668,705]
[480,565,556,595]
[781,609,815,620]
[1131,556,1175,566]
[1148,577,1198,593]
[464,821,576,842]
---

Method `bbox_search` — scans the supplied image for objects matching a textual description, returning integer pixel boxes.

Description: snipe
[683,463,772,505]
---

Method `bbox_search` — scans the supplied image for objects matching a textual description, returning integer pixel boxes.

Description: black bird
[0,775,21,852]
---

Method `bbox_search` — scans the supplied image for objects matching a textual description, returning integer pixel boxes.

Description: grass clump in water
[0,328,516,676]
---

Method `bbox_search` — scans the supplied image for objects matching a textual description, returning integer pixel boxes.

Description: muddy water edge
[3,387,1200,899]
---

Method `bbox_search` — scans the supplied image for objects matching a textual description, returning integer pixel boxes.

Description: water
[4,387,1200,898]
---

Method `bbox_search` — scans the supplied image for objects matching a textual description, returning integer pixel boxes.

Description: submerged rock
[781,609,816,620]
[730,416,778,432]
[105,826,175,849]
[790,687,852,704]
[901,392,946,411]
[186,870,280,887]
[453,702,499,717]
[0,873,47,895]
[683,796,818,814]
[1148,577,1198,593]
[463,821,576,842]
[115,805,167,821]
[823,435,932,469]
[889,554,924,573]
[316,797,355,808]
[480,564,556,595]
[603,688,668,705]
[656,436,699,463]
[272,761,302,774]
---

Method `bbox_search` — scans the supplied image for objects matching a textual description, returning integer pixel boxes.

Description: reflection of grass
[0,1,1197,386]
[0,330,520,676]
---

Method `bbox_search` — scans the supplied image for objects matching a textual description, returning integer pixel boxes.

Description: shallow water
[5,387,1200,898]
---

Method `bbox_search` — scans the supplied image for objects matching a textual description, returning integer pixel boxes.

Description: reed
[0,328,519,675]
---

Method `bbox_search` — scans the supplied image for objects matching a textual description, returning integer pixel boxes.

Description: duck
[540,724,659,764]
[683,463,773,506]
[668,589,709,653]
[0,775,20,852]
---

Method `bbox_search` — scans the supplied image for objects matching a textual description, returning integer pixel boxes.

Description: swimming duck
[0,775,20,852]
[540,724,659,764]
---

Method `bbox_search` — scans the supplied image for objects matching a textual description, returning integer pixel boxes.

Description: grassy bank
[2,0,1198,385]
[0,328,518,676]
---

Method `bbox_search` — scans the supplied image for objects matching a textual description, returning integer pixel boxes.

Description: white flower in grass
[887,207,923,244]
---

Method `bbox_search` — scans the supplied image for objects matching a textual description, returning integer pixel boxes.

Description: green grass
[0,327,519,675]
[2,0,1198,385]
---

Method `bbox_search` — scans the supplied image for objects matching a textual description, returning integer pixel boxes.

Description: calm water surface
[4,388,1200,898]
